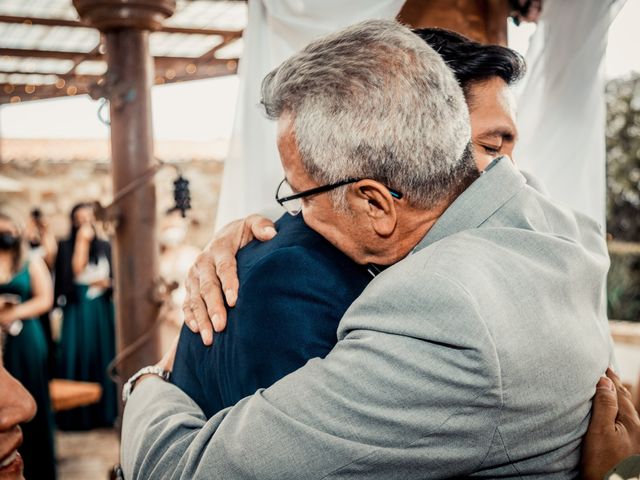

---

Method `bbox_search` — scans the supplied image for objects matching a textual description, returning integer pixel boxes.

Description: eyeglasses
[275,177,402,216]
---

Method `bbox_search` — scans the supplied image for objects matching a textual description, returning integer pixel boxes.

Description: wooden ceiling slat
[0,47,101,60]
[0,57,237,77]
[0,12,243,104]
[0,59,238,104]
[0,69,101,81]
[0,47,236,65]
[0,68,92,77]
[0,14,242,37]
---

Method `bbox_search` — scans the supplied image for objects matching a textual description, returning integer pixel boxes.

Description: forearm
[71,240,89,276]
[122,334,500,479]
[123,270,501,479]
[41,234,58,270]
[91,278,111,288]
[122,376,342,480]
[13,294,52,320]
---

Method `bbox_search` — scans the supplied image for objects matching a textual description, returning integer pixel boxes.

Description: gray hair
[261,19,476,209]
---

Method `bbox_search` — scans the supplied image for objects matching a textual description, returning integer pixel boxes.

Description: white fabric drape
[215,0,405,229]
[514,0,626,227]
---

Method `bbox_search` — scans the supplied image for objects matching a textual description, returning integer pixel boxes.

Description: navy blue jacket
[171,214,372,418]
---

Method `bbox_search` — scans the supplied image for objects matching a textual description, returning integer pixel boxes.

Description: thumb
[250,217,277,241]
[590,375,619,432]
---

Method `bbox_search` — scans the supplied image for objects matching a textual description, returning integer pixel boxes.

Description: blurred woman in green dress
[0,212,56,480]
[54,203,116,430]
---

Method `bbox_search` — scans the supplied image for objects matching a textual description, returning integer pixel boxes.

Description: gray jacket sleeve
[121,269,503,479]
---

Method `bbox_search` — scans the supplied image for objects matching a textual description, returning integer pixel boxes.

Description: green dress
[1,264,57,480]
[56,282,117,430]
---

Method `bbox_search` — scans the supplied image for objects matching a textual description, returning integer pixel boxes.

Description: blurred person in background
[24,207,58,379]
[23,208,57,271]
[0,212,56,480]
[158,207,199,352]
[54,202,116,430]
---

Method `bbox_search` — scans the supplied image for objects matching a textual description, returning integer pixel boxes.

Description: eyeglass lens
[277,180,302,215]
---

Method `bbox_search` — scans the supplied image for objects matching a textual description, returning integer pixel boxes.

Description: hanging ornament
[173,174,191,217]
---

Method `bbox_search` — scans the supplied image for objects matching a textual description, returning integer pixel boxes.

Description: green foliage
[606,73,640,241]
[606,74,640,321]
[607,242,640,321]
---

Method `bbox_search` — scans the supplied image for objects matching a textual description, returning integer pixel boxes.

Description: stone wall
[0,145,224,248]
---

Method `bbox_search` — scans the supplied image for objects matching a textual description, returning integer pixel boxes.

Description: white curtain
[215,0,406,229]
[514,0,626,227]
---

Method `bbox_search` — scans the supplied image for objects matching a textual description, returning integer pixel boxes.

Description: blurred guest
[0,212,56,480]
[158,208,199,351]
[24,207,57,270]
[24,207,58,378]
[54,202,116,430]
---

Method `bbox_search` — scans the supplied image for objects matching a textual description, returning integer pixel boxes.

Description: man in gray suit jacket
[121,20,613,479]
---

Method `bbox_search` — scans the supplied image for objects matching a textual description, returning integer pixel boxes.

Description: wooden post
[398,0,510,45]
[72,1,175,388]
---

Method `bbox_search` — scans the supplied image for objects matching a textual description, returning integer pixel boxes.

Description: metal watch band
[122,365,170,403]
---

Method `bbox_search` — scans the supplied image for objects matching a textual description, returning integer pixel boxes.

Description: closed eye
[480,144,501,156]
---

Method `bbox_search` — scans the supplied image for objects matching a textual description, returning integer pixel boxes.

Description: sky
[0,0,639,143]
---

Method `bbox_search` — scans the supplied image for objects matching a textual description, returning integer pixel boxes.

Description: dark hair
[69,202,101,265]
[70,202,92,228]
[0,212,25,274]
[413,28,526,100]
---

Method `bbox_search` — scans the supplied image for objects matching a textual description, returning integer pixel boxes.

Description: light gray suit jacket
[122,158,613,479]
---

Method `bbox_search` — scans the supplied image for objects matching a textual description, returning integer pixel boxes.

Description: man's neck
[370,207,445,266]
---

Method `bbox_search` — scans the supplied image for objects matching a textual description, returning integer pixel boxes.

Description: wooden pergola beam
[0,59,237,82]
[0,83,91,102]
[0,59,238,104]
[0,14,88,28]
[0,47,237,75]
[0,14,243,37]
[0,47,101,60]
[198,40,233,62]
[0,47,225,63]
[0,71,103,85]
[0,69,77,77]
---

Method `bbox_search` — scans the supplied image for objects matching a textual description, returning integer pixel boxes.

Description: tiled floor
[56,429,120,480]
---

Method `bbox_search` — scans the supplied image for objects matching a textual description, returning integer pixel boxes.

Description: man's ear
[350,180,398,237]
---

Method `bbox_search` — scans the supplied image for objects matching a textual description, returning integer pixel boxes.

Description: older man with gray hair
[121,19,612,479]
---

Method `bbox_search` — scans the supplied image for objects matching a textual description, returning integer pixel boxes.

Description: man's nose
[0,375,37,431]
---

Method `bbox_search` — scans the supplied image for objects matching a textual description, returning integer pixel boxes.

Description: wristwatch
[122,365,170,404]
